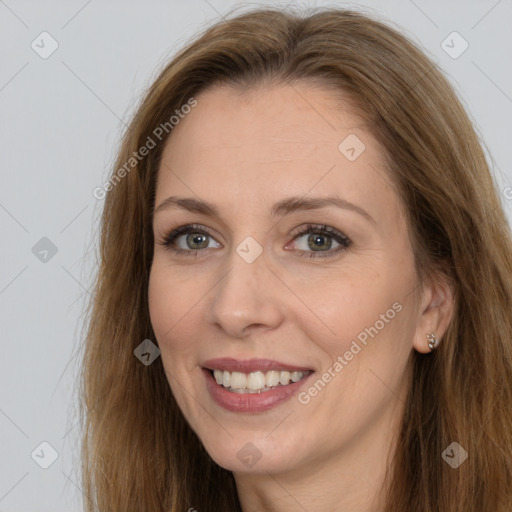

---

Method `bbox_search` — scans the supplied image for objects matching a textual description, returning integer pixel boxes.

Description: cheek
[148,266,172,339]
[148,264,195,352]
[301,277,416,435]
[299,262,418,376]
[148,265,202,406]
[148,260,219,384]
[290,268,396,350]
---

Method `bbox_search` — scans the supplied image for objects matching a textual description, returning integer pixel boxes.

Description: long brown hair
[80,6,512,511]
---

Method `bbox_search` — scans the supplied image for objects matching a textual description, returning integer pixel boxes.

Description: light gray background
[0,0,511,510]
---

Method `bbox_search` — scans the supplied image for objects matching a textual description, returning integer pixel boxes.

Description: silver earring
[427,333,439,350]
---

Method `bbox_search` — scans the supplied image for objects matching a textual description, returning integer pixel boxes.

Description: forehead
[155,82,396,218]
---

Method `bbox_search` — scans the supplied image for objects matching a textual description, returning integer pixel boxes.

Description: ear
[413,271,455,354]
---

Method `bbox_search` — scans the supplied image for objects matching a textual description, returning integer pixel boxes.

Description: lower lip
[203,369,313,413]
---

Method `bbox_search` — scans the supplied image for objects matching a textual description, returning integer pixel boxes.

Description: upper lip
[202,358,313,374]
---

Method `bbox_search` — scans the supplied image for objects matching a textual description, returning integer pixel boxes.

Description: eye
[160,224,221,255]
[288,224,351,258]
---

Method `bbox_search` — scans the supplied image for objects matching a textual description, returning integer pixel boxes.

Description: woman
[81,6,512,511]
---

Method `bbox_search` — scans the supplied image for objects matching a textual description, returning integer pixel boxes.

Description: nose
[205,245,285,338]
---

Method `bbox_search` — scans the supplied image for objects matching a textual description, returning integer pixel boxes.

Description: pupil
[308,234,331,251]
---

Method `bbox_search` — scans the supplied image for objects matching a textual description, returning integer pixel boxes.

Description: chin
[202,435,301,475]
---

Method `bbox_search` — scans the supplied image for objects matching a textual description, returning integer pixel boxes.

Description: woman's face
[149,83,429,476]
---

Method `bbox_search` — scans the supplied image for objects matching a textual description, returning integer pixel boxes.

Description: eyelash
[159,223,352,259]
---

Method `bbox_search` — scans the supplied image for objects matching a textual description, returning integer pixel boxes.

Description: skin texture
[148,82,454,512]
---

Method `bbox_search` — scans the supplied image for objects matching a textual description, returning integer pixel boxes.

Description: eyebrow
[154,195,375,224]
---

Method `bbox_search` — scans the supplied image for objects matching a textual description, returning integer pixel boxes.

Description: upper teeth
[213,369,306,391]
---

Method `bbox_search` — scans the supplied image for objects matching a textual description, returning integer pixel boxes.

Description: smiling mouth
[210,369,312,394]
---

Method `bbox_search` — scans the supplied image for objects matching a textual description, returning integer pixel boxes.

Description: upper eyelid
[163,223,345,239]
